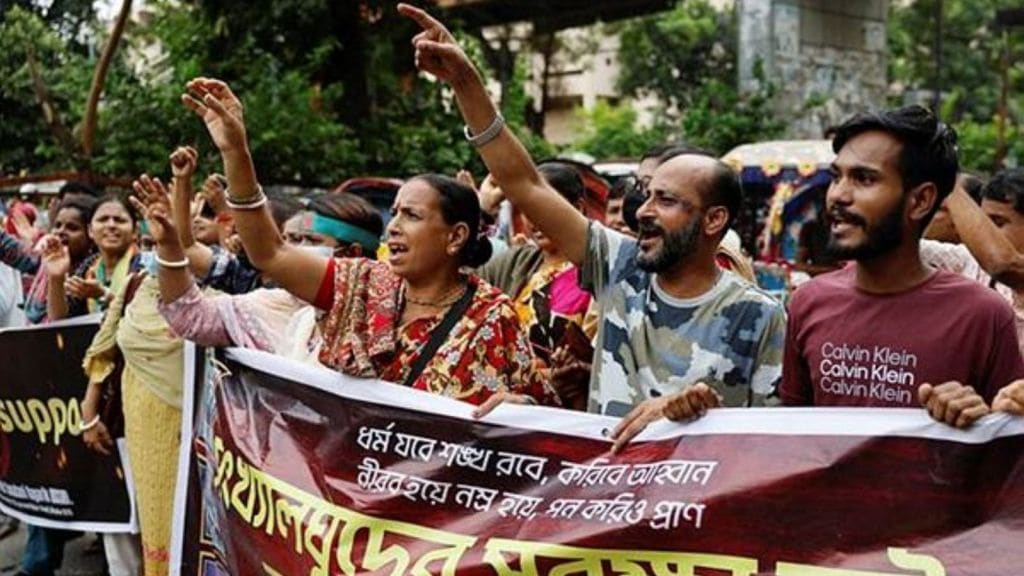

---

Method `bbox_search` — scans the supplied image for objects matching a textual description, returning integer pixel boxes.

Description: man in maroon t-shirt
[780,106,1024,428]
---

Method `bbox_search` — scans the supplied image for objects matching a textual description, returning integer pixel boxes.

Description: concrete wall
[738,0,888,138]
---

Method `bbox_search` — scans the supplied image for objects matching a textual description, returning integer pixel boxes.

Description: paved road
[0,520,106,576]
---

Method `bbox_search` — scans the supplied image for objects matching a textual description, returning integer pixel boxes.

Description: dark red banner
[0,316,137,532]
[172,348,1024,575]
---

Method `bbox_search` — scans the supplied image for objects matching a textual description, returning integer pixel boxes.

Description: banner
[172,348,1024,575]
[0,316,137,532]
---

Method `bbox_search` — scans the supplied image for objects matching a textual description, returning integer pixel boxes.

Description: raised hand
[40,234,70,279]
[478,173,506,217]
[131,175,178,247]
[170,146,199,180]
[65,277,105,300]
[456,169,477,191]
[11,211,36,244]
[201,173,228,215]
[182,78,247,154]
[190,197,207,222]
[398,3,475,85]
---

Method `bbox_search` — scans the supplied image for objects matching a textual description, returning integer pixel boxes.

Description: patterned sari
[512,260,592,364]
[316,258,558,406]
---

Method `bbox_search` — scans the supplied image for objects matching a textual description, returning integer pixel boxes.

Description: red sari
[315,258,558,406]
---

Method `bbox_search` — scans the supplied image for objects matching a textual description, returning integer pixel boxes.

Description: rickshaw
[721,140,836,300]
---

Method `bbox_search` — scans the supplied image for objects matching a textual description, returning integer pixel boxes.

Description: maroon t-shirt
[782,265,1024,407]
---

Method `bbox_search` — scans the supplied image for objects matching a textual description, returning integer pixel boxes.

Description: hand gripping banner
[171,348,1024,575]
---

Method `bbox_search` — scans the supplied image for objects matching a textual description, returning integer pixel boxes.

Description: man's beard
[826,202,904,261]
[636,217,702,273]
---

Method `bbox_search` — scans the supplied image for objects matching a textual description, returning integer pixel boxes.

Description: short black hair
[538,161,584,205]
[832,105,959,226]
[58,181,99,199]
[982,168,1024,214]
[640,143,707,165]
[608,176,632,201]
[655,144,713,166]
[93,193,138,226]
[412,174,492,268]
[640,144,678,164]
[55,196,98,227]
[704,160,743,233]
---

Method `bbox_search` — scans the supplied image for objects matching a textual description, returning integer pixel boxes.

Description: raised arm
[946,187,1024,290]
[0,229,40,274]
[40,235,70,320]
[399,4,589,266]
[182,78,327,304]
[130,175,195,306]
[163,146,216,278]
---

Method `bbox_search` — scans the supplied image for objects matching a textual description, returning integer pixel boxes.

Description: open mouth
[387,242,409,261]
[637,225,663,250]
[828,209,864,236]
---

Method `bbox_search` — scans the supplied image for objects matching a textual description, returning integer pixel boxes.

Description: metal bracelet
[463,113,506,148]
[79,414,101,432]
[156,255,190,269]
[225,184,267,210]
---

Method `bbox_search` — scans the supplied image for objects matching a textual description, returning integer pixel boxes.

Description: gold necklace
[403,281,467,308]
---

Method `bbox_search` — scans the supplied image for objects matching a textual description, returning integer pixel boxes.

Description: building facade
[738,0,888,138]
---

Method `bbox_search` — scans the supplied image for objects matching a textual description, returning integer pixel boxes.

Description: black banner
[0,316,136,532]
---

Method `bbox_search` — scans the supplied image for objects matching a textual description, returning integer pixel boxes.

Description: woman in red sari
[176,78,556,408]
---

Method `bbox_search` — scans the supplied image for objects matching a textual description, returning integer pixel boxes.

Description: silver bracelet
[79,414,101,432]
[225,185,267,210]
[464,113,505,148]
[156,255,190,268]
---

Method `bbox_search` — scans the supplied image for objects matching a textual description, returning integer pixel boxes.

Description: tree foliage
[574,101,665,159]
[577,0,781,158]
[615,0,734,110]
[888,0,1024,170]
[0,0,504,184]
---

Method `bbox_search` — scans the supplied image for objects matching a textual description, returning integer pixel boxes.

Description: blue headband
[310,213,380,252]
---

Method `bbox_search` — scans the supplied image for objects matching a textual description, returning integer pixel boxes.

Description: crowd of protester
[1,4,1023,575]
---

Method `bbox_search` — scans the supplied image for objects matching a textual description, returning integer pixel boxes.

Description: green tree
[614,0,735,110]
[888,0,1024,170]
[0,4,92,174]
[574,100,665,159]
[679,65,783,155]
[0,1,369,184]
[584,0,781,157]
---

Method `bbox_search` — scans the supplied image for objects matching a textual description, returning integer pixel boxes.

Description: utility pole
[933,0,943,112]
[995,9,1024,168]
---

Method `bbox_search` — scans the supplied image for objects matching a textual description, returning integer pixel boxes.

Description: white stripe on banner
[223,347,1024,446]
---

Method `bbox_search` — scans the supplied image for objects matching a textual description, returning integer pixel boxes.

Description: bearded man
[780,106,1024,428]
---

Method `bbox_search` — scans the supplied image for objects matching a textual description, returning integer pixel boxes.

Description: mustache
[828,206,866,227]
[637,220,663,236]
